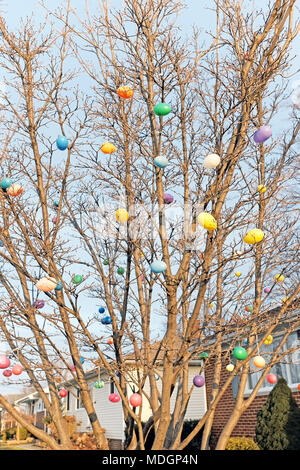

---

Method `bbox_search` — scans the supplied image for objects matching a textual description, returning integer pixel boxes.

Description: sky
[0,0,299,395]
[0,0,218,396]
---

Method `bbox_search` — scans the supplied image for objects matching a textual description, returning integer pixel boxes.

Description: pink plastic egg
[0,355,10,369]
[12,364,23,375]
[129,393,142,407]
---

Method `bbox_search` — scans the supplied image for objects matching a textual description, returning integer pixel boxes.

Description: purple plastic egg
[193,375,205,388]
[33,300,45,309]
[253,126,272,144]
[264,287,271,294]
[163,193,174,205]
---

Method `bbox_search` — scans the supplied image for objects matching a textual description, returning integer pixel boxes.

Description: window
[76,389,84,409]
[245,331,300,394]
[37,400,44,411]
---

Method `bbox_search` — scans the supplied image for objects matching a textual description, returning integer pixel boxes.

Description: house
[203,303,300,448]
[0,394,26,432]
[63,368,125,449]
[1,303,298,449]
[63,355,207,449]
[13,390,49,432]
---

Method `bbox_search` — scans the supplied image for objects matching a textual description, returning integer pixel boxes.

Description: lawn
[0,444,25,450]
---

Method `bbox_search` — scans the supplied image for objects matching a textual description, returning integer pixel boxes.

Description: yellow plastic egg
[243,228,264,245]
[226,364,235,372]
[275,274,284,282]
[101,142,116,154]
[253,355,266,368]
[235,271,241,277]
[209,303,214,308]
[264,335,273,345]
[116,209,129,223]
[258,185,267,193]
[198,212,217,231]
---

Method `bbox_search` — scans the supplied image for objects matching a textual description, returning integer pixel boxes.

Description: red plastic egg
[109,393,120,403]
[59,389,68,398]
[3,369,12,377]
[267,373,277,384]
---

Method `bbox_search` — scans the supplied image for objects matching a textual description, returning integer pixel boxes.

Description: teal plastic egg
[1,178,13,190]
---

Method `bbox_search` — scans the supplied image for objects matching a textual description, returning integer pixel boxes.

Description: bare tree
[0,0,299,451]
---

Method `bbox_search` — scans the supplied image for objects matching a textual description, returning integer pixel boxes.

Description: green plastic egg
[154,103,172,116]
[233,346,248,360]
[72,274,83,284]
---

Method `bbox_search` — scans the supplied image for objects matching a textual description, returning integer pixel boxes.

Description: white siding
[126,365,207,423]
[65,376,125,441]
[184,366,207,420]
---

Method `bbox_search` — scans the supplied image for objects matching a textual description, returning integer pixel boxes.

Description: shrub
[225,437,260,450]
[255,378,300,450]
[6,427,17,440]
[18,426,28,440]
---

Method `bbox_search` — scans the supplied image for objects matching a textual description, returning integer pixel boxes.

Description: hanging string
[256,334,259,354]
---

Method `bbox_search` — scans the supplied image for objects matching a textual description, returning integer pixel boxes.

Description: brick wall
[108,438,123,450]
[204,357,300,449]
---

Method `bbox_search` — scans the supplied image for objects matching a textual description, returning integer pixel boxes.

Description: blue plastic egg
[56,136,69,151]
[154,156,169,169]
[55,281,63,291]
[150,260,167,274]
[99,307,105,314]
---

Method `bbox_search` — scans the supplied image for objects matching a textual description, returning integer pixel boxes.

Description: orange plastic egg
[117,86,134,99]
[253,355,265,368]
[36,276,57,292]
[101,142,116,154]
[7,183,23,197]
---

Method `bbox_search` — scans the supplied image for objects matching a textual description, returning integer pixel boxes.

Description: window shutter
[232,374,240,398]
